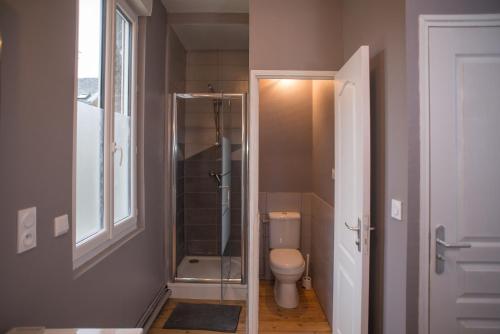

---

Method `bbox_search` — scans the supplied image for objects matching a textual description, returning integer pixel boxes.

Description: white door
[427,20,500,333]
[333,46,371,334]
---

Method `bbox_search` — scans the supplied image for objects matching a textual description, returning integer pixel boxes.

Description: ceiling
[172,23,249,50]
[162,0,249,13]
[162,0,249,50]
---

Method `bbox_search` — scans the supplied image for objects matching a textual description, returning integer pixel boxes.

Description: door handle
[344,222,360,231]
[436,238,471,249]
[113,142,124,167]
[435,225,471,274]
[345,219,362,252]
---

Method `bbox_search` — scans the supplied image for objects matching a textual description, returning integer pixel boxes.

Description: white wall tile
[310,193,334,325]
[221,65,249,81]
[187,51,219,65]
[186,64,219,81]
[301,192,312,216]
[220,51,249,66]
[300,214,312,258]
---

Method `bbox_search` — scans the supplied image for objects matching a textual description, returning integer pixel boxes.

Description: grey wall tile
[185,208,217,225]
[184,193,217,209]
[185,225,218,241]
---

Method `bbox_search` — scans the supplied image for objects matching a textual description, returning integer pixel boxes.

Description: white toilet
[268,211,305,308]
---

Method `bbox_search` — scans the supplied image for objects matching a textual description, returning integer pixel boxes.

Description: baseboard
[168,282,247,301]
[136,285,171,331]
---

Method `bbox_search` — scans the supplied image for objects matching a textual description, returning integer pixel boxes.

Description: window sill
[73,225,144,278]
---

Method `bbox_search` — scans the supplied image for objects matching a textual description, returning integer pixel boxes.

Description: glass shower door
[219,96,232,298]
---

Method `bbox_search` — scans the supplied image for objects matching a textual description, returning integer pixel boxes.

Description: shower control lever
[209,170,222,188]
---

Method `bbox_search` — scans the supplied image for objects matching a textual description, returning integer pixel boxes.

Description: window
[74,0,139,268]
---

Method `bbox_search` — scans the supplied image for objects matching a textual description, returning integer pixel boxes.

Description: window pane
[113,9,133,224]
[76,0,105,242]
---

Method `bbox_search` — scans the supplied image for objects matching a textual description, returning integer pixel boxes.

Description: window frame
[73,0,140,270]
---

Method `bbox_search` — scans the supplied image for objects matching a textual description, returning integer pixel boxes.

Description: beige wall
[259,79,313,192]
[249,0,343,71]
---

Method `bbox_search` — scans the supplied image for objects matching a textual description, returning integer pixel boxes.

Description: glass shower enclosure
[170,92,247,288]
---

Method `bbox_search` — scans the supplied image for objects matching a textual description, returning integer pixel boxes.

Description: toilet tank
[269,211,301,249]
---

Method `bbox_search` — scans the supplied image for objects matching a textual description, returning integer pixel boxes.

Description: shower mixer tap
[209,170,222,188]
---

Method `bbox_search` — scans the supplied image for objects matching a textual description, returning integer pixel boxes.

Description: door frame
[247,70,336,334]
[418,13,500,334]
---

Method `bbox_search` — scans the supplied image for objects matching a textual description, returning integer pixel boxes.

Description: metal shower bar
[176,93,245,99]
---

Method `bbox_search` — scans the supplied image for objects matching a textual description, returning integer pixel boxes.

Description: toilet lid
[270,249,304,270]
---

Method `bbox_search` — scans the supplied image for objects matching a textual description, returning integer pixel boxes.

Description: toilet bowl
[270,248,305,308]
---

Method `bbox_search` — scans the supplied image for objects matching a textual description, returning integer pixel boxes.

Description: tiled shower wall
[181,50,248,258]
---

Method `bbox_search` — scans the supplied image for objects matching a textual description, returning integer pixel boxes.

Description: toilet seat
[270,249,305,274]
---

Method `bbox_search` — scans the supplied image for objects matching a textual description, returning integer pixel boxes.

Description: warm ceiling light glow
[279,79,295,87]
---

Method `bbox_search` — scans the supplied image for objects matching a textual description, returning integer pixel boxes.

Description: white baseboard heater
[136,285,171,332]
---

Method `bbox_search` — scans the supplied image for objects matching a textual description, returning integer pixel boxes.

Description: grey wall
[165,27,187,272]
[249,0,343,71]
[310,80,335,324]
[0,0,167,331]
[312,80,335,206]
[341,0,406,333]
[259,79,313,192]
[404,2,500,334]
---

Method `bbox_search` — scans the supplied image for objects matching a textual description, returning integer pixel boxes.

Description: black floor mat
[164,303,242,332]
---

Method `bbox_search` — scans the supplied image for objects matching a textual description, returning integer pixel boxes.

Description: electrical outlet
[17,207,37,253]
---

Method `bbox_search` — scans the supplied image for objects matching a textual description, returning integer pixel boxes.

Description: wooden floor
[149,280,330,334]
[258,280,331,333]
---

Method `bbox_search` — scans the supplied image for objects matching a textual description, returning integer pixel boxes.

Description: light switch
[17,207,37,254]
[391,199,402,221]
[54,214,69,237]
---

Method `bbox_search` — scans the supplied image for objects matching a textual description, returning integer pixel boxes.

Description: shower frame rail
[169,92,248,285]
